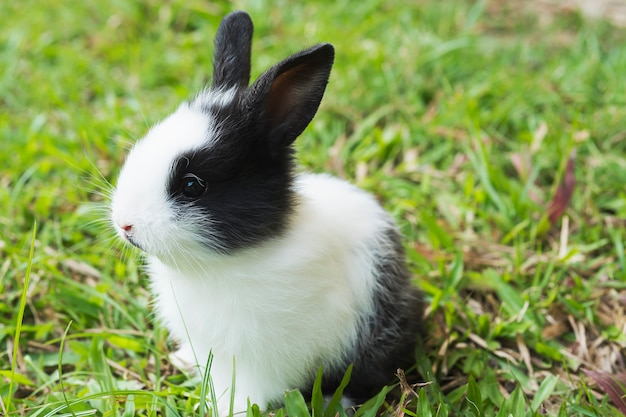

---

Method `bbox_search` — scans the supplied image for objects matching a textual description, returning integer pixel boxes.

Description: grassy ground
[2,0,626,415]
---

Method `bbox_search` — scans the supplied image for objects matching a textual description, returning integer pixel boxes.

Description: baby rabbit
[111,10,423,415]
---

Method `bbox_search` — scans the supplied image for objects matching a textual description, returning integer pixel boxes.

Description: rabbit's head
[111,11,334,264]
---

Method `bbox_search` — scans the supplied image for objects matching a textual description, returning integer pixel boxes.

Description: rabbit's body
[111,10,422,415]
[149,173,413,409]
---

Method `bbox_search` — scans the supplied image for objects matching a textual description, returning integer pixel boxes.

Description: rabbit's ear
[212,11,254,90]
[250,43,335,150]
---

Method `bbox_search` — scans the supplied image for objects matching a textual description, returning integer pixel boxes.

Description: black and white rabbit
[111,10,423,415]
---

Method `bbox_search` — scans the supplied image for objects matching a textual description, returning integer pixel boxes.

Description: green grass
[2,0,626,415]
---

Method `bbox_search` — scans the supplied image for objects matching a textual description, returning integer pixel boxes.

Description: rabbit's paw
[169,344,198,374]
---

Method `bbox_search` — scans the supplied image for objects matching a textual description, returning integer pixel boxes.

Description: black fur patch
[212,11,253,90]
[166,93,296,253]
[318,226,424,402]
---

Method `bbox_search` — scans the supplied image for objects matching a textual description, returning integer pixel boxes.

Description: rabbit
[110,10,423,415]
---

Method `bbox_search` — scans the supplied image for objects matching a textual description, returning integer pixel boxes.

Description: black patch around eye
[180,174,207,198]
[167,150,236,201]
[164,97,297,254]
[168,156,210,198]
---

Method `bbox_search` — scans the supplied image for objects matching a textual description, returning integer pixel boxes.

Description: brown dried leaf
[548,150,576,224]
[542,320,568,340]
[582,369,626,415]
[63,258,102,280]
[517,332,534,378]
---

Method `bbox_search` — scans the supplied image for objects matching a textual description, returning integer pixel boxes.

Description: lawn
[2,0,626,415]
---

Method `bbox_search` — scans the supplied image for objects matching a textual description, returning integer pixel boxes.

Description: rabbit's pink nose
[121,224,133,233]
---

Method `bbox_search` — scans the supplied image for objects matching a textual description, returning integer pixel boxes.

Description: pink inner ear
[267,62,310,123]
[255,43,333,147]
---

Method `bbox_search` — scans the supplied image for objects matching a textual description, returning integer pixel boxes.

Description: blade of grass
[229,357,236,417]
[284,389,312,417]
[54,411,98,417]
[530,374,559,413]
[122,394,136,417]
[323,364,353,417]
[416,388,434,417]
[199,350,216,417]
[466,137,507,216]
[6,221,37,413]
[59,320,79,417]
[247,400,263,417]
[352,385,391,417]
[88,336,116,412]
[466,375,482,416]
[610,229,625,276]
[311,367,324,417]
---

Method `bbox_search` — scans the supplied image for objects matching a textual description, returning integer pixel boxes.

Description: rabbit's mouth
[115,222,146,252]
[125,236,144,251]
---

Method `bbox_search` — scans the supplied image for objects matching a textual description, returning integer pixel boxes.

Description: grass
[1,0,626,415]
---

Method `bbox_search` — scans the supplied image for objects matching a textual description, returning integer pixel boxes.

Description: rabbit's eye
[181,174,207,198]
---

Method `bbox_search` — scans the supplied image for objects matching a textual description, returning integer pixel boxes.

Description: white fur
[192,87,237,110]
[112,100,220,258]
[116,167,390,413]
